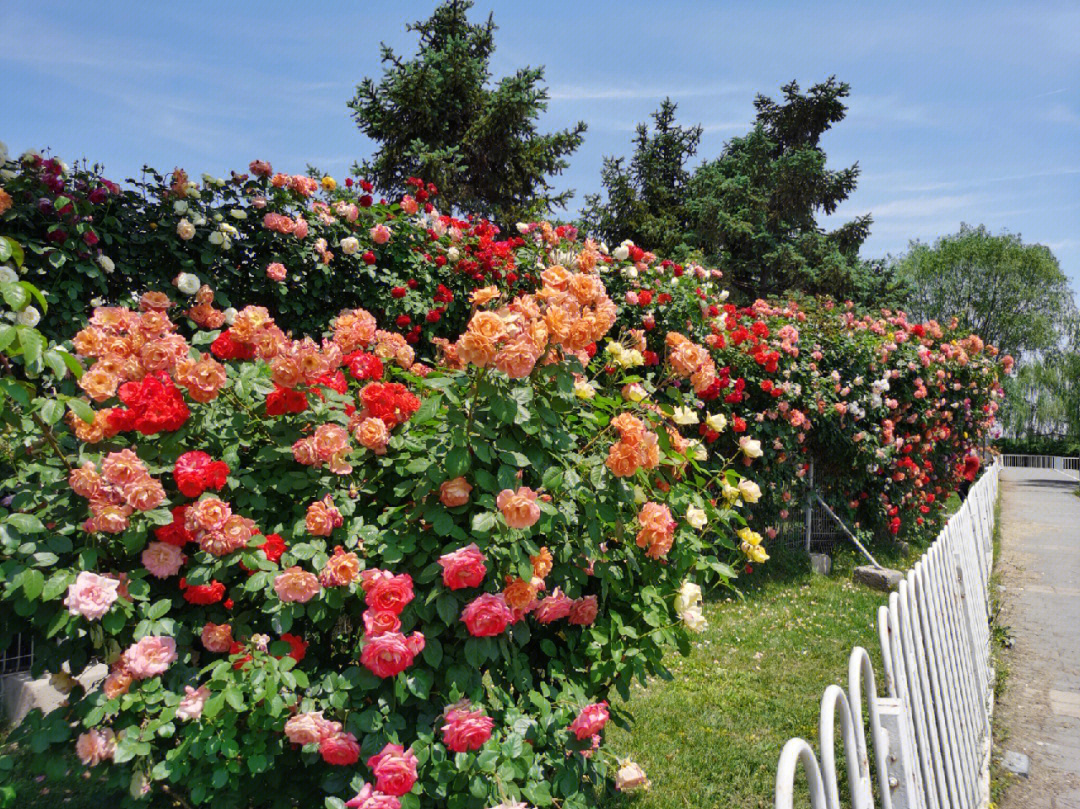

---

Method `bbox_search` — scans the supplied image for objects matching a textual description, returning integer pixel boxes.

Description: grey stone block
[853,565,904,592]
[809,553,832,575]
[1001,750,1030,777]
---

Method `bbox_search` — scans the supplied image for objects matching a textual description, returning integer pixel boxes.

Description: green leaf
[18,329,44,368]
[6,513,44,534]
[39,398,64,425]
[491,395,517,424]
[411,393,443,425]
[0,325,15,353]
[67,398,96,424]
[471,512,496,533]
[22,569,45,600]
[436,593,459,626]
[444,446,470,478]
[406,668,434,700]
[146,599,171,620]
[0,283,28,312]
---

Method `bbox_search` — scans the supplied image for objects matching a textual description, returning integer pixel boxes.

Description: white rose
[21,148,42,163]
[706,413,727,432]
[685,506,707,530]
[447,247,460,262]
[0,265,17,283]
[672,406,699,426]
[516,222,530,234]
[613,244,630,262]
[173,200,188,214]
[622,266,638,280]
[681,607,708,632]
[719,289,730,301]
[674,581,703,614]
[739,437,763,459]
[176,273,200,296]
[340,236,360,255]
[223,307,238,325]
[16,306,40,327]
[737,479,762,504]
[176,218,195,240]
[689,440,708,461]
[98,255,115,273]
[574,379,596,400]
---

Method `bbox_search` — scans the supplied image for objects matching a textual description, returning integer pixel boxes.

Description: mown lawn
[602,541,916,809]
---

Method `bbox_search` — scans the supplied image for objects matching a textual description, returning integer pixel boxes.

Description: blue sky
[3,1,1078,289]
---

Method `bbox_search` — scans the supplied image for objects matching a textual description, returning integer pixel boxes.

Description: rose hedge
[0,227,754,808]
[0,147,1005,808]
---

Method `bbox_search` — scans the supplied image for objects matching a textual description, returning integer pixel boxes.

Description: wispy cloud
[548,82,749,101]
[1030,88,1070,99]
[852,193,981,219]
[846,94,935,127]
[1044,103,1080,126]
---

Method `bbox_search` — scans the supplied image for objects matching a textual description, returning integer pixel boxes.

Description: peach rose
[356,417,390,455]
[123,635,178,679]
[496,486,541,529]
[75,728,116,766]
[635,502,676,559]
[494,336,539,379]
[274,566,321,603]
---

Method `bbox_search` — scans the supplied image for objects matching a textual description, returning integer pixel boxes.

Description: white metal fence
[774,459,1000,809]
[999,454,1079,481]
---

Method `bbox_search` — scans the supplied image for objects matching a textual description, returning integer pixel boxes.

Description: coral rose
[356,416,390,455]
[569,701,610,740]
[176,685,210,721]
[636,502,676,559]
[360,631,424,678]
[201,622,233,653]
[461,593,513,637]
[367,743,418,797]
[437,543,487,590]
[320,729,361,765]
[441,703,494,752]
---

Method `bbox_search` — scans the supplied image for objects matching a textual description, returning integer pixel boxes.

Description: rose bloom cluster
[68,449,165,534]
[438,263,616,377]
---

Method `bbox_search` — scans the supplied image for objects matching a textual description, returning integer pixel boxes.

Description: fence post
[804,461,814,553]
[878,697,920,809]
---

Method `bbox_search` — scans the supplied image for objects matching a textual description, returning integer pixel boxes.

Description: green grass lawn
[602,541,916,809]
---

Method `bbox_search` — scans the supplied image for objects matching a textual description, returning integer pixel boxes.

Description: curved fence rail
[999,453,1079,481]
[774,460,1000,809]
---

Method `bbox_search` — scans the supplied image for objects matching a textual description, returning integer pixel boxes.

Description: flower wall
[0,147,1005,808]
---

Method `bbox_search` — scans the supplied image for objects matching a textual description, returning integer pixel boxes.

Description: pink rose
[142,541,184,579]
[176,685,210,721]
[441,703,494,752]
[569,701,609,740]
[534,588,574,624]
[346,783,402,809]
[496,487,541,529]
[370,224,391,245]
[439,476,472,508]
[360,632,422,679]
[438,543,487,590]
[293,216,309,239]
[568,595,598,626]
[364,572,414,615]
[400,195,419,215]
[461,593,513,637]
[123,636,178,679]
[75,728,115,766]
[274,566,321,603]
[320,729,361,765]
[367,743,418,796]
[267,262,287,282]
[63,571,120,620]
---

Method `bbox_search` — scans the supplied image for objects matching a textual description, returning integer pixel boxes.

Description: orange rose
[440,477,473,508]
[78,367,119,402]
[470,286,500,306]
[530,547,553,580]
[606,441,641,478]
[456,331,497,368]
[503,577,538,611]
[468,311,506,342]
[494,336,539,379]
[540,264,572,291]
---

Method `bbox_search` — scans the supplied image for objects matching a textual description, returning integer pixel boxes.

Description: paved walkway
[997,467,1080,809]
